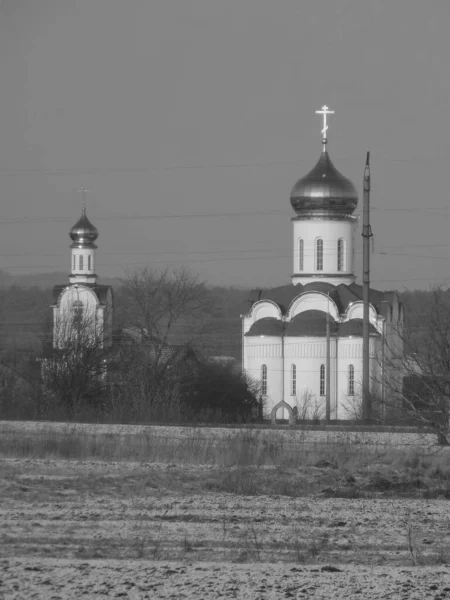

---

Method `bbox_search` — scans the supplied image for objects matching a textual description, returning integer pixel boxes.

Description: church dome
[290,141,358,217]
[69,209,98,248]
[245,317,284,337]
[285,310,338,337]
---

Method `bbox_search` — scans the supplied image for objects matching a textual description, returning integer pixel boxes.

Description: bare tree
[115,266,217,420]
[41,306,112,418]
[340,391,363,421]
[380,286,450,444]
[294,389,325,421]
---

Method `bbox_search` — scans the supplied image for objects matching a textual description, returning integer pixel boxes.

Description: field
[1,421,450,599]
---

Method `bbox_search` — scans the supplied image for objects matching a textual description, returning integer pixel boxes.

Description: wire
[2,204,450,226]
[0,152,450,177]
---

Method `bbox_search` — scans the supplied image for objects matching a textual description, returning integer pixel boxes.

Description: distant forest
[0,270,248,361]
[0,268,442,364]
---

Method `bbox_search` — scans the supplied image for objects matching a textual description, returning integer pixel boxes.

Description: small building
[50,207,113,350]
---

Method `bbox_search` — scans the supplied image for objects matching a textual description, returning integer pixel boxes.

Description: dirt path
[1,457,450,598]
[3,558,450,599]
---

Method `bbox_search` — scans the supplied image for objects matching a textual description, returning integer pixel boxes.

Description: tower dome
[69,208,98,248]
[290,140,358,218]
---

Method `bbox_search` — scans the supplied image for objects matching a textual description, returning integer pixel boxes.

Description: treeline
[0,269,259,424]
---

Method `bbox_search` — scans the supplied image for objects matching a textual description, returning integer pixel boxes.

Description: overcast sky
[1,0,450,290]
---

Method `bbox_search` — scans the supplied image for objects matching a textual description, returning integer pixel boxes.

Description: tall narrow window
[88,255,92,271]
[299,239,304,271]
[72,300,84,327]
[79,255,84,270]
[320,364,326,396]
[291,364,297,396]
[261,364,267,396]
[73,255,75,271]
[348,364,355,396]
[337,238,344,272]
[316,239,323,271]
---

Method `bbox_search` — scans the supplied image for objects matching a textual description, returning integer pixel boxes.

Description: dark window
[316,239,323,271]
[348,364,355,396]
[320,364,326,396]
[291,364,296,396]
[261,364,267,396]
[72,300,84,327]
[337,239,344,271]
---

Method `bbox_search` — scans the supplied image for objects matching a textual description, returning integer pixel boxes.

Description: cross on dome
[315,105,335,141]
[77,187,90,214]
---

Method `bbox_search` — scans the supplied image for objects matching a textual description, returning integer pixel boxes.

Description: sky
[1,0,450,290]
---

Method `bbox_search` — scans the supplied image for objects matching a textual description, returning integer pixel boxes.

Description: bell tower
[68,189,98,285]
[290,106,359,286]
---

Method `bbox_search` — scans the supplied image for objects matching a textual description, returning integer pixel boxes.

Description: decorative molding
[288,291,340,321]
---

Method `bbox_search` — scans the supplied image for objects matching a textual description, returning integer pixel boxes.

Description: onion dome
[245,317,284,337]
[285,310,338,337]
[290,140,358,218]
[69,208,98,248]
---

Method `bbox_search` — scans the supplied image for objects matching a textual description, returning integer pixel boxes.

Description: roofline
[240,298,283,320]
[287,290,340,319]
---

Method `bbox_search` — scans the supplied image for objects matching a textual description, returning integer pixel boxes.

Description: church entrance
[270,401,295,426]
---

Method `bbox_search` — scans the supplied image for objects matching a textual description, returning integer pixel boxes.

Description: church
[50,198,113,351]
[241,107,404,421]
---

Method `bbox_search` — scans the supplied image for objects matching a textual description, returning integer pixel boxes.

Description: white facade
[69,246,96,285]
[242,291,399,420]
[52,284,113,350]
[292,217,358,286]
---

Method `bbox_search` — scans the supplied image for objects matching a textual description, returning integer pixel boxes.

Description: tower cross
[315,105,335,140]
[77,187,90,214]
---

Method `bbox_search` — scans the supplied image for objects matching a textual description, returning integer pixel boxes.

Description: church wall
[70,247,96,276]
[288,293,339,320]
[345,302,380,330]
[292,218,356,284]
[243,335,283,415]
[336,337,381,419]
[284,337,337,419]
[54,286,100,349]
[250,302,281,322]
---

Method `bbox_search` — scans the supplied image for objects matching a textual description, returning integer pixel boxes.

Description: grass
[1,436,450,569]
[1,423,450,499]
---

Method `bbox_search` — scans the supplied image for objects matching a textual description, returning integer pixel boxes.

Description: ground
[1,421,450,598]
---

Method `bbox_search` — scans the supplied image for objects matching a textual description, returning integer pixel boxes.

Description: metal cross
[77,187,90,214]
[315,105,335,140]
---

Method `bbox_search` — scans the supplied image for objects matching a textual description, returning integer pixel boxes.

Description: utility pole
[281,328,285,421]
[362,152,373,421]
[326,295,331,421]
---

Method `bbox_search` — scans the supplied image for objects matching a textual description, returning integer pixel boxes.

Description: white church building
[241,108,403,421]
[50,202,113,350]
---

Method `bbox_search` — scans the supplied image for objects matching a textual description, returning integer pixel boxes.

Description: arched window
[261,364,268,396]
[79,255,84,270]
[320,364,325,396]
[88,255,92,271]
[316,238,323,271]
[72,300,84,327]
[337,238,344,272]
[348,364,355,396]
[299,239,304,271]
[291,364,296,396]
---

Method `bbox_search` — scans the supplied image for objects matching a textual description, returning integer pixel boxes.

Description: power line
[1,204,450,226]
[0,248,449,261]
[0,153,450,177]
